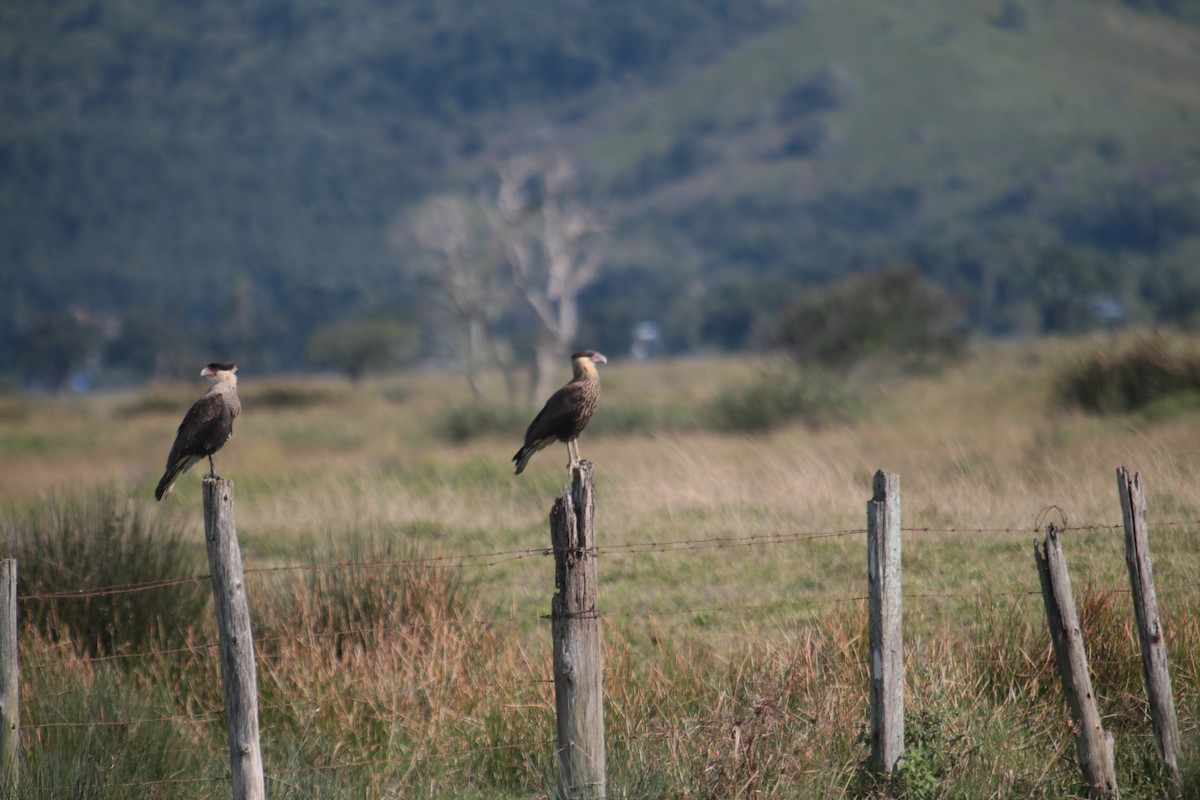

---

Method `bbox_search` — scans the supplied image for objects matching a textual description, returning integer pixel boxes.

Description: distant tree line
[2,0,1199,390]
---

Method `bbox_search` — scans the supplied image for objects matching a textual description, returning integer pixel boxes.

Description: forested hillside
[2,0,1199,387]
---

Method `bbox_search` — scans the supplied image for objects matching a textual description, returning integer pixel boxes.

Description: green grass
[3,334,1200,796]
[0,484,208,656]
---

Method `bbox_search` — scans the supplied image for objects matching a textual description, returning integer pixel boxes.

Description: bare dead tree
[393,194,514,398]
[488,154,607,405]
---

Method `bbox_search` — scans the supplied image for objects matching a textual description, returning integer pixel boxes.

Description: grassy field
[3,334,1200,797]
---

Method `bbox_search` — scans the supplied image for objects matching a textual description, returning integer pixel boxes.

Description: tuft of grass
[253,531,467,659]
[0,484,208,657]
[20,656,220,799]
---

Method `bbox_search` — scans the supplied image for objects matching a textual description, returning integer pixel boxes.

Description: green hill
[2,0,1199,385]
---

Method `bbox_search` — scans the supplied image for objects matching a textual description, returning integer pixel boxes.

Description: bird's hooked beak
[592,353,608,365]
[201,366,216,377]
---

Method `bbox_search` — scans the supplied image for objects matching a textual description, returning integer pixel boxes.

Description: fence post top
[871,470,899,501]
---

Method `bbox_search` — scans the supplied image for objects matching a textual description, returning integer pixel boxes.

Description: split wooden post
[203,477,265,800]
[1116,467,1181,797]
[0,559,17,796]
[549,461,606,799]
[867,470,903,775]
[1034,524,1118,799]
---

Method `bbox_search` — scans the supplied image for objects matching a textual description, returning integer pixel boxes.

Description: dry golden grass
[5,333,1200,797]
[4,337,1200,627]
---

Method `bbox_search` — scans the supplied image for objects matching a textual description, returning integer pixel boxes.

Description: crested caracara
[155,362,241,501]
[513,350,607,475]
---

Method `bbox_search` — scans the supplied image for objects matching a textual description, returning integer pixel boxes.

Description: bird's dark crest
[207,361,238,372]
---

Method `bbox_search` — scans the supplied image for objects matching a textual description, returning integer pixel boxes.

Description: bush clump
[434,401,529,443]
[1055,333,1200,414]
[772,266,966,372]
[242,380,350,410]
[0,484,208,656]
[705,365,856,432]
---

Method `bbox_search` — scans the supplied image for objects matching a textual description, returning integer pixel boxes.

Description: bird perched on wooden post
[513,350,607,475]
[155,362,241,501]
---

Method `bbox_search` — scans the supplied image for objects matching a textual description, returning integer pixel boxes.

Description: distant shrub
[620,134,717,194]
[776,65,852,121]
[809,184,922,234]
[1108,0,1200,25]
[989,0,1031,31]
[243,381,349,410]
[778,119,830,159]
[1055,333,1200,414]
[117,386,193,417]
[1054,180,1200,253]
[588,400,699,435]
[705,365,855,432]
[773,266,966,371]
[305,318,419,382]
[435,401,529,443]
[0,485,208,656]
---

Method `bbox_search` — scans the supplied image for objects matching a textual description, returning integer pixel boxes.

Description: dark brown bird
[513,350,607,475]
[155,362,241,501]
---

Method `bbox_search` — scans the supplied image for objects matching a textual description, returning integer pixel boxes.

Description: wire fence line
[18,510,1200,681]
[25,577,1198,678]
[18,516,1199,605]
[12,503,1199,795]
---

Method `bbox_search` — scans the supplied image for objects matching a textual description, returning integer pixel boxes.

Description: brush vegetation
[0,484,207,656]
[1055,331,1200,415]
[3,333,1200,797]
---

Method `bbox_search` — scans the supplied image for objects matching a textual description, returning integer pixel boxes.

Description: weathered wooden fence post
[1034,524,1118,799]
[549,461,606,799]
[0,559,17,796]
[1116,467,1181,797]
[867,470,903,775]
[203,477,265,800]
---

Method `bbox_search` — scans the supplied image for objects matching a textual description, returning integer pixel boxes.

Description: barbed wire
[32,580,1200,675]
[901,523,1128,536]
[17,515,1199,604]
[23,580,1196,737]
[21,574,212,601]
[24,677,558,732]
[13,498,1199,795]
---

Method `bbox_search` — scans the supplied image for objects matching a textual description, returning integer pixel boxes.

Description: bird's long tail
[155,456,200,501]
[512,446,535,475]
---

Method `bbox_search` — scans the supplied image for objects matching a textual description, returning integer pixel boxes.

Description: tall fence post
[1116,467,1181,797]
[867,469,903,775]
[0,559,17,796]
[1034,524,1118,799]
[203,477,265,800]
[549,461,606,799]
